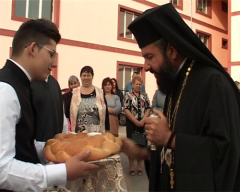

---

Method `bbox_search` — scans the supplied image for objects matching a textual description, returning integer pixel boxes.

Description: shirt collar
[45,75,50,82]
[8,59,32,81]
[175,57,187,76]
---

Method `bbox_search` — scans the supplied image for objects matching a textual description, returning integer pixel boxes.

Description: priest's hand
[144,109,172,147]
[120,138,148,160]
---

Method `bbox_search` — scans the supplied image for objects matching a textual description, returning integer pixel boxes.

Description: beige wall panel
[231,16,240,62]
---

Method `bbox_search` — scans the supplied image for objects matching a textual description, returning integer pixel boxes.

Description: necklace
[167,60,195,131]
[162,60,195,190]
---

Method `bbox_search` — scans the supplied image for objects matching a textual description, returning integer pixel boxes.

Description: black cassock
[147,59,240,191]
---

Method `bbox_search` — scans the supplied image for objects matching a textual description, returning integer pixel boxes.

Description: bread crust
[43,132,123,163]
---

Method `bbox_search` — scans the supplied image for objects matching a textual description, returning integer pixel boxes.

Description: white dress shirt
[0,60,67,191]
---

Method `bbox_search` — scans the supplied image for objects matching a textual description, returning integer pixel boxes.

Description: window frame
[221,38,228,49]
[116,61,145,92]
[170,0,183,10]
[11,0,60,28]
[117,5,141,44]
[51,53,58,80]
[196,30,212,51]
[196,0,212,18]
[9,47,12,58]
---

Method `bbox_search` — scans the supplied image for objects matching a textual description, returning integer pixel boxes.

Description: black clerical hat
[127,7,160,49]
[128,3,219,67]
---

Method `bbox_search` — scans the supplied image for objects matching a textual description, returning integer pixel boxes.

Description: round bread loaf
[44,132,123,163]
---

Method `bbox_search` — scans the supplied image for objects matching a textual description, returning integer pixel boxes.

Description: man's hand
[145,109,172,147]
[120,138,148,160]
[65,150,99,180]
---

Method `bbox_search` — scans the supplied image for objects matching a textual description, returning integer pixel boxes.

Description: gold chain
[165,60,195,190]
[167,60,195,131]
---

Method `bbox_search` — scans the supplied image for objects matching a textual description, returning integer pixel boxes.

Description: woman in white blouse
[123,75,151,176]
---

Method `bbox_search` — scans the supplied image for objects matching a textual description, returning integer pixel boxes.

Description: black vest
[0,60,40,164]
[31,75,64,142]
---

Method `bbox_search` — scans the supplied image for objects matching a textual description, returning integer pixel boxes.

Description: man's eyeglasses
[25,43,56,59]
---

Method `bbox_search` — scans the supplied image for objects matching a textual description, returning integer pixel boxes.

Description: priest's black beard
[154,54,178,95]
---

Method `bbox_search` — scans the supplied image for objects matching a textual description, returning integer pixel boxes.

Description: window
[118,64,143,93]
[14,0,52,20]
[117,6,141,43]
[196,31,211,50]
[198,33,209,47]
[222,1,228,13]
[196,0,212,18]
[119,9,139,40]
[172,0,179,6]
[170,0,183,10]
[222,38,228,49]
[197,0,208,14]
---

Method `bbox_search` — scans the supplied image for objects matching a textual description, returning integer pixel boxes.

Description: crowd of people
[0,2,240,192]
[58,64,163,179]
[62,70,156,139]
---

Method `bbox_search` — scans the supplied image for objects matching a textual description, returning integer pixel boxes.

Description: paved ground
[118,126,149,192]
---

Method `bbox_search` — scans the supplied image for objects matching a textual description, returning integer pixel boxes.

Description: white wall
[231,65,240,82]
[230,0,240,82]
[0,0,22,31]
[231,0,240,13]
[231,15,240,62]
[0,36,12,68]
[59,0,149,51]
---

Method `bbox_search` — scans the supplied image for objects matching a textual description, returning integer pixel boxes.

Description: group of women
[63,66,123,137]
[62,65,165,177]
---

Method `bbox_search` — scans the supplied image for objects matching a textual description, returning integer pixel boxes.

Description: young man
[0,19,98,191]
[121,3,240,191]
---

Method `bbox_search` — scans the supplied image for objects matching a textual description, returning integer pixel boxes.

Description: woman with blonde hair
[123,74,151,176]
[62,75,80,132]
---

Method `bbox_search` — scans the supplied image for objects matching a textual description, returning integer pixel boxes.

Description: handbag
[131,131,146,146]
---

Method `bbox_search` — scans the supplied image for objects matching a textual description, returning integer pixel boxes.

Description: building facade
[0,0,236,101]
[228,0,240,82]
